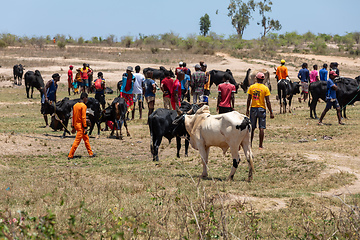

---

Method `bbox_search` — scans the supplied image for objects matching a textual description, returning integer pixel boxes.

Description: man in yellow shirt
[68,92,96,159]
[246,72,274,149]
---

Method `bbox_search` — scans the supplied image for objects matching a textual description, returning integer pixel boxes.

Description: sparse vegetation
[1,32,360,239]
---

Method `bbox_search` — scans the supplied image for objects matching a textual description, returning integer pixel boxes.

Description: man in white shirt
[132,65,145,119]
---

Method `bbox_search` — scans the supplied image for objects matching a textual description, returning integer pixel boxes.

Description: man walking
[319,64,328,81]
[318,71,345,126]
[144,71,156,117]
[67,65,73,96]
[93,72,106,110]
[160,71,173,109]
[120,66,136,120]
[80,63,91,93]
[298,63,310,103]
[132,65,145,119]
[217,74,235,114]
[191,64,207,104]
[41,73,60,127]
[68,92,96,159]
[246,72,274,149]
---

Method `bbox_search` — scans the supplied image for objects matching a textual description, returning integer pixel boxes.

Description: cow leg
[342,106,347,119]
[288,96,293,113]
[115,120,120,139]
[26,85,30,98]
[310,97,318,119]
[176,136,181,158]
[241,140,255,182]
[185,135,189,157]
[152,136,162,161]
[199,146,210,178]
[227,144,241,181]
[31,86,34,98]
[123,118,130,136]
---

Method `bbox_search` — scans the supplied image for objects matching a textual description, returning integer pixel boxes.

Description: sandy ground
[1,51,360,211]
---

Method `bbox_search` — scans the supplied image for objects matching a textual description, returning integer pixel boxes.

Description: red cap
[256,72,265,80]
[69,65,73,69]
[329,71,338,77]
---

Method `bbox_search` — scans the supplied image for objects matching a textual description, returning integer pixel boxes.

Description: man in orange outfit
[68,92,96,159]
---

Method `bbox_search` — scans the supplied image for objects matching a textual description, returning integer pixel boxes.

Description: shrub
[0,40,7,48]
[121,36,132,48]
[77,37,84,45]
[151,47,159,54]
[57,41,66,49]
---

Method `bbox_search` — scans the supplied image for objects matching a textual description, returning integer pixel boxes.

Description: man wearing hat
[318,71,345,125]
[41,73,60,127]
[276,59,288,82]
[175,61,184,77]
[68,65,74,96]
[120,66,136,119]
[191,64,207,103]
[246,72,274,149]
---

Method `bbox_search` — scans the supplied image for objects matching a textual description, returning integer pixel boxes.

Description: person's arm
[285,68,289,78]
[217,92,221,112]
[82,105,87,133]
[185,79,189,94]
[297,71,301,80]
[265,96,274,119]
[231,92,235,110]
[246,94,252,116]
[174,90,179,109]
[152,83,156,94]
[44,80,51,102]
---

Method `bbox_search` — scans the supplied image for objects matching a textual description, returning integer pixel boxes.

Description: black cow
[277,79,301,113]
[99,97,130,139]
[208,69,239,92]
[309,77,360,119]
[148,102,192,161]
[143,66,175,81]
[13,64,24,85]
[49,97,101,138]
[24,70,44,98]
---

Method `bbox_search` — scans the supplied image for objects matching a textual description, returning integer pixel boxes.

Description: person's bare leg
[139,102,142,119]
[259,128,265,148]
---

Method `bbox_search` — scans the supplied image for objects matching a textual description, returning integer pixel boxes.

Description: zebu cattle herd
[13,63,360,181]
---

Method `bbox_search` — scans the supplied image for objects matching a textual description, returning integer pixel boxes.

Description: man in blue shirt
[41,73,60,127]
[297,63,310,103]
[143,71,156,117]
[181,72,190,102]
[318,71,344,125]
[319,64,328,81]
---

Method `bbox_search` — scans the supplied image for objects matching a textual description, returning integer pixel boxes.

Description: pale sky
[1,0,359,40]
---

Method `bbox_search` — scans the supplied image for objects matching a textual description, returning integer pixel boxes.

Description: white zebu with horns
[175,105,255,181]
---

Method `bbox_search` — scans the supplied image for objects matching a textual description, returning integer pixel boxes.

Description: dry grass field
[0,45,360,239]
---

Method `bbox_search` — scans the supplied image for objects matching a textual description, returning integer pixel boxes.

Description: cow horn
[176,108,183,116]
[186,109,194,115]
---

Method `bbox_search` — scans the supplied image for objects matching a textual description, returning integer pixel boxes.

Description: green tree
[199,13,211,36]
[257,0,281,38]
[227,0,256,39]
